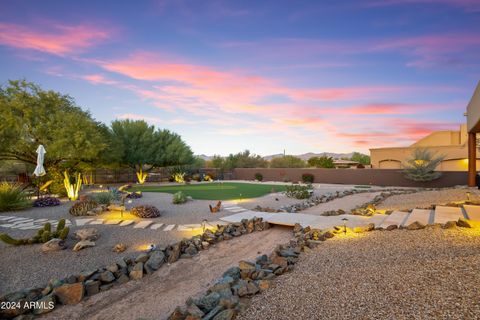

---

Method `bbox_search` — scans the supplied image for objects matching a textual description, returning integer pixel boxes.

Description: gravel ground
[301,191,384,215]
[239,227,480,320]
[377,188,480,211]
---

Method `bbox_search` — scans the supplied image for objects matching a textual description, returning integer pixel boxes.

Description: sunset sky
[1,0,479,156]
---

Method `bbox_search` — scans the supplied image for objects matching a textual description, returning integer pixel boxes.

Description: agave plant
[403,148,445,182]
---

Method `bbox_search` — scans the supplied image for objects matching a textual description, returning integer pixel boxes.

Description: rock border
[0,218,271,319]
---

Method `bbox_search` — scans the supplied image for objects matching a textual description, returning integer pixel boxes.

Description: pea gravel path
[239,227,480,320]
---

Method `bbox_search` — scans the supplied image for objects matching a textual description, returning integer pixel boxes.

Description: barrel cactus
[69,200,98,216]
[131,205,161,218]
[0,219,70,246]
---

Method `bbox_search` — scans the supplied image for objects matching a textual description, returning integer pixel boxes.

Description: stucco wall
[233,168,467,187]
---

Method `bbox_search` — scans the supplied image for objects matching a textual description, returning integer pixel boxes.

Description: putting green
[132,182,287,200]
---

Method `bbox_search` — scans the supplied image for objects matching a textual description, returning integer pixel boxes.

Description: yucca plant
[403,148,445,182]
[63,171,82,201]
[0,182,31,212]
[136,168,148,184]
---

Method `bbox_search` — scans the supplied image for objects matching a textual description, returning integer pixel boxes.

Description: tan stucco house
[370,123,479,171]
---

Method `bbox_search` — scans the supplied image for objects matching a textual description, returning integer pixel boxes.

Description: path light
[148,244,156,252]
[467,191,471,201]
[342,218,348,235]
[202,219,208,232]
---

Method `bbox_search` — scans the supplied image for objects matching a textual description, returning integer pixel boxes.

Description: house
[370,123,479,171]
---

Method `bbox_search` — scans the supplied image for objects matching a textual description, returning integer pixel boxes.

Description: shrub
[285,184,312,199]
[0,182,30,212]
[192,173,201,182]
[301,173,314,183]
[172,191,187,204]
[126,191,142,199]
[92,191,114,205]
[69,200,98,216]
[131,205,161,218]
[33,197,61,207]
[254,173,263,181]
[403,148,444,182]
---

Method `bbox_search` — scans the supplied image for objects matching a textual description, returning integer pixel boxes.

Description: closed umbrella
[33,145,46,177]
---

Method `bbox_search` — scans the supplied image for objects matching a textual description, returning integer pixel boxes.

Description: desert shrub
[92,191,115,205]
[254,172,263,181]
[108,188,122,201]
[204,174,213,181]
[126,191,142,199]
[172,191,187,204]
[0,182,30,212]
[69,199,98,216]
[403,148,444,182]
[192,173,201,182]
[131,205,161,218]
[301,173,314,183]
[33,197,61,207]
[285,184,312,199]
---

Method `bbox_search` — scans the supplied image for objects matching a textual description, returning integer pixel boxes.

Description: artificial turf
[132,182,288,200]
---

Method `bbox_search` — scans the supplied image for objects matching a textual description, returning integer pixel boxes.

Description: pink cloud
[0,22,111,55]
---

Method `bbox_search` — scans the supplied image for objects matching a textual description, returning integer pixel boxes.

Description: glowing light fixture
[136,168,148,184]
[341,218,348,235]
[63,171,82,201]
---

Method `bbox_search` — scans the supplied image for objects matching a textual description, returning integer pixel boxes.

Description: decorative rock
[457,218,472,228]
[271,255,288,268]
[406,221,425,230]
[168,306,187,320]
[195,292,221,312]
[53,282,84,305]
[257,279,271,291]
[202,241,210,249]
[129,262,144,280]
[32,294,55,315]
[116,274,130,284]
[145,250,165,272]
[113,243,127,253]
[212,309,235,320]
[107,263,119,273]
[74,228,100,241]
[116,257,127,269]
[238,261,255,272]
[167,242,181,264]
[73,240,95,251]
[185,244,198,256]
[41,238,66,252]
[386,224,398,231]
[100,283,114,291]
[186,303,205,318]
[135,253,150,263]
[77,269,96,282]
[443,221,457,229]
[85,280,100,296]
[99,271,115,283]
[202,305,223,320]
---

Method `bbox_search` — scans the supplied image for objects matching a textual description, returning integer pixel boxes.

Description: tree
[0,80,108,168]
[224,150,268,169]
[269,155,306,168]
[307,156,334,168]
[350,152,371,165]
[208,155,226,169]
[109,119,194,183]
[403,148,445,182]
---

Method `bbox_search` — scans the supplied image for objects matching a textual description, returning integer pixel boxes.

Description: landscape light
[467,191,471,201]
[148,244,156,252]
[342,218,348,235]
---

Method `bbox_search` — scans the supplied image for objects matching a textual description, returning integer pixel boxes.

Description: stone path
[221,204,476,230]
[0,216,72,230]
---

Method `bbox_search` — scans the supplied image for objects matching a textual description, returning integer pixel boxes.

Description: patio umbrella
[33,144,46,177]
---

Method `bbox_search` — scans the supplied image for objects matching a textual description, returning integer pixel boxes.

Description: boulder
[129,262,144,280]
[74,228,100,241]
[73,240,95,251]
[443,221,457,229]
[53,283,84,305]
[457,218,472,228]
[99,271,115,283]
[186,303,205,318]
[32,294,55,315]
[257,279,271,291]
[238,261,255,272]
[85,280,100,296]
[167,242,181,264]
[169,306,187,320]
[195,292,221,313]
[135,253,150,263]
[145,250,165,272]
[406,221,425,230]
[213,309,236,320]
[386,224,398,231]
[42,238,66,252]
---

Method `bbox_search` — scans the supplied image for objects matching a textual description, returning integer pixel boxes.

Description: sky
[0,0,479,156]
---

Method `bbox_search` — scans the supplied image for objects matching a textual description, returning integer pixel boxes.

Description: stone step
[163,224,176,231]
[119,220,134,226]
[150,223,164,230]
[177,224,202,232]
[89,219,105,225]
[404,209,433,226]
[433,206,464,224]
[463,205,480,221]
[133,220,153,229]
[378,211,410,229]
[75,219,94,226]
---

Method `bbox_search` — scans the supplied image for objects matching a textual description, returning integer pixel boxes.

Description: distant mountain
[263,152,355,161]
[196,152,356,161]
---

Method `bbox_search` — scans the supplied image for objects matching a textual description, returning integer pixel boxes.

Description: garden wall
[233,168,468,188]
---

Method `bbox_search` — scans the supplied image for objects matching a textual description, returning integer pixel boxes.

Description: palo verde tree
[269,155,306,168]
[109,119,194,183]
[0,80,108,193]
[403,148,445,182]
[307,156,335,168]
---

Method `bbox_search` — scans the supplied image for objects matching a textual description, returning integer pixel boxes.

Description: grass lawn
[132,182,288,200]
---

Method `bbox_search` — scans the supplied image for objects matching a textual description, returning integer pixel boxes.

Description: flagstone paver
[163,224,176,231]
[378,211,410,228]
[119,220,135,226]
[89,219,105,225]
[433,206,464,224]
[75,219,94,226]
[133,220,154,229]
[0,216,15,221]
[404,209,433,226]
[105,219,122,225]
[150,223,164,230]
[463,205,480,221]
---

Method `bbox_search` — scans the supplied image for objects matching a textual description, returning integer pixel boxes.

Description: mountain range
[197,152,356,161]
